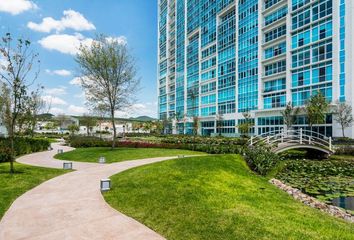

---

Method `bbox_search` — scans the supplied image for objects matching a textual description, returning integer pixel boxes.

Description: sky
[0,0,158,118]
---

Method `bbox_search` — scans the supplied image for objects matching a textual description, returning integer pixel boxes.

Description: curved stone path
[0,143,176,240]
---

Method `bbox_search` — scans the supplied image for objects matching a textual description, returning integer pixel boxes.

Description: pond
[331,196,354,211]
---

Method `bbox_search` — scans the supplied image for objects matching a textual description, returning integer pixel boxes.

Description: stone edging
[269,179,354,223]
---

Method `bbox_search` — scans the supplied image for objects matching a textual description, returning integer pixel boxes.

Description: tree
[237,112,254,137]
[23,88,45,137]
[305,92,329,132]
[143,121,152,133]
[80,114,97,136]
[68,124,79,136]
[215,114,224,136]
[192,116,199,136]
[56,114,68,136]
[333,101,353,137]
[93,104,109,139]
[281,102,300,130]
[0,33,40,173]
[76,34,139,148]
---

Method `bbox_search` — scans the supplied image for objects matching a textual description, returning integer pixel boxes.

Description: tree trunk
[111,111,117,149]
[9,124,15,174]
[342,125,345,138]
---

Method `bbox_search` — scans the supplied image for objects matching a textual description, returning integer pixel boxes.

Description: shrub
[333,137,354,145]
[244,146,281,176]
[69,136,111,148]
[334,145,354,155]
[0,138,51,162]
[67,135,244,154]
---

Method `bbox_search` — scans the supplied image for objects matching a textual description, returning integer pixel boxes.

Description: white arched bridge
[249,129,334,155]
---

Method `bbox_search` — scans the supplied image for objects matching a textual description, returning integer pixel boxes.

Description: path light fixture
[63,162,73,170]
[100,179,111,191]
[99,156,106,164]
[57,149,64,154]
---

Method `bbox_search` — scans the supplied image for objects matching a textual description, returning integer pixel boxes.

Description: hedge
[68,136,244,154]
[0,138,51,163]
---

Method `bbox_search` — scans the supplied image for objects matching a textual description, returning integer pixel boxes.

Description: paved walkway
[0,143,176,240]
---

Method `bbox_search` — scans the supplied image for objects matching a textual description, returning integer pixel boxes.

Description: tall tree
[333,101,353,137]
[0,33,40,173]
[75,35,139,148]
[281,102,300,130]
[305,92,329,132]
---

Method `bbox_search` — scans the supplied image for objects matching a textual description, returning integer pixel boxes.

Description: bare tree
[0,33,40,173]
[75,35,139,148]
[333,101,353,137]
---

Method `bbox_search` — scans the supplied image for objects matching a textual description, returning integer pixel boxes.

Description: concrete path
[0,143,175,240]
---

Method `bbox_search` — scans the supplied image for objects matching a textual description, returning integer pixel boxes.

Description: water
[331,196,354,211]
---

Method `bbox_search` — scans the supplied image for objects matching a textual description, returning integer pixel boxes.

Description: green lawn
[104,155,354,240]
[0,162,68,219]
[55,147,205,163]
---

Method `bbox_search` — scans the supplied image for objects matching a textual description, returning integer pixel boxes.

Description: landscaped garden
[103,154,354,239]
[0,162,68,219]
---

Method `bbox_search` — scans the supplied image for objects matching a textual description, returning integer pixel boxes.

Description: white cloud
[27,9,95,33]
[38,33,92,55]
[68,105,87,115]
[69,76,83,85]
[38,33,127,55]
[44,87,67,96]
[50,107,65,115]
[115,102,157,118]
[45,69,72,76]
[0,0,37,15]
[42,95,67,106]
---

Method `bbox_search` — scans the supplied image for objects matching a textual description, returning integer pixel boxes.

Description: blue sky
[0,0,158,117]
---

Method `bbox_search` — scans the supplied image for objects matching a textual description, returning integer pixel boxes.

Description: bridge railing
[249,128,333,152]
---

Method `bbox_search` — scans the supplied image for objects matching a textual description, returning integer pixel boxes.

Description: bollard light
[63,162,73,170]
[99,156,106,164]
[100,179,111,191]
[57,149,64,154]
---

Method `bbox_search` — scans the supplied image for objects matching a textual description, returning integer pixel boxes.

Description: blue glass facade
[238,0,258,113]
[158,0,348,137]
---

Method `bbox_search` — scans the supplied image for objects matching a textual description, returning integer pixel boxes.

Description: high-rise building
[158,0,354,138]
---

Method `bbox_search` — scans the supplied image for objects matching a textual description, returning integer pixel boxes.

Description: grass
[0,162,68,219]
[104,155,354,240]
[55,147,205,163]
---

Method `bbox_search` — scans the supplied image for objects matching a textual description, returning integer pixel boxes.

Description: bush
[67,136,244,154]
[69,136,111,148]
[334,145,354,155]
[0,138,51,162]
[333,137,354,145]
[244,146,281,176]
